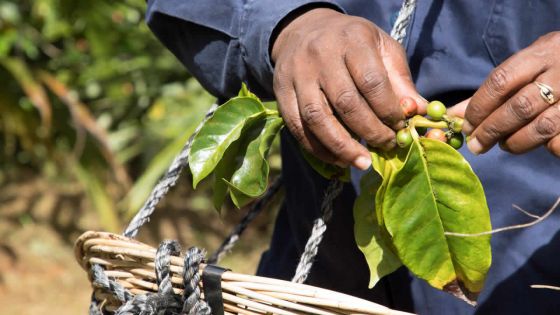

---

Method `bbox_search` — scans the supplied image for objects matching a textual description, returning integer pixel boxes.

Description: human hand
[271,8,425,170]
[453,32,560,157]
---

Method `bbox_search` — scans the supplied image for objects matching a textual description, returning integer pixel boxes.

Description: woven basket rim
[76,231,415,315]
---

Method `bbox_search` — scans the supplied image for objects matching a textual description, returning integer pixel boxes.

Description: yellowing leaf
[382,137,492,305]
[354,170,402,287]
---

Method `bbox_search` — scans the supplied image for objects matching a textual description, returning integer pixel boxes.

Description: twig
[38,71,131,188]
[445,197,560,237]
[531,285,560,291]
[512,204,540,219]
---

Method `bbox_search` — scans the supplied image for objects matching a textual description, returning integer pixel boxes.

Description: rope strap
[89,1,418,312]
[290,0,417,284]
[390,0,417,45]
[208,175,283,264]
[292,179,344,283]
[123,104,218,239]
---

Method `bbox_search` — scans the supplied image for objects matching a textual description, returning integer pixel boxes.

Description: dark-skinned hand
[271,8,426,170]
[449,32,560,158]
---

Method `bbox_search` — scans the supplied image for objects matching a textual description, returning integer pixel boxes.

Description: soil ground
[0,173,276,314]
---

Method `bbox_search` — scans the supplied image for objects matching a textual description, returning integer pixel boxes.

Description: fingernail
[463,120,474,135]
[467,136,483,155]
[354,155,372,171]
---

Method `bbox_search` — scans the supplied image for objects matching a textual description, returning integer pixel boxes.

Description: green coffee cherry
[427,101,447,121]
[448,133,464,149]
[449,117,464,133]
[397,129,413,147]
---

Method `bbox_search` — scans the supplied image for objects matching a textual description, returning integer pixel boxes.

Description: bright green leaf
[382,137,491,305]
[224,179,254,209]
[238,82,260,100]
[354,170,402,288]
[225,116,284,208]
[212,138,242,211]
[188,96,266,187]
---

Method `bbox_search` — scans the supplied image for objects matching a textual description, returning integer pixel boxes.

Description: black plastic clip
[202,264,229,315]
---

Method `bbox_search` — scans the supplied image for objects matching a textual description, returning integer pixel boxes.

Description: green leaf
[354,170,402,288]
[212,138,242,211]
[370,149,407,225]
[238,82,260,100]
[224,116,284,208]
[301,148,350,181]
[223,179,254,209]
[189,96,266,187]
[381,137,492,305]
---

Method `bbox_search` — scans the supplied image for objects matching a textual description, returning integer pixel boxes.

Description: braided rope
[89,295,105,315]
[88,0,417,312]
[182,247,211,314]
[123,104,218,238]
[208,175,283,264]
[89,240,210,315]
[292,179,344,283]
[291,0,417,284]
[155,240,182,295]
[91,264,134,303]
[390,0,417,45]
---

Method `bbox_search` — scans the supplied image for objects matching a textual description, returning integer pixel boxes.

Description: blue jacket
[147,1,560,314]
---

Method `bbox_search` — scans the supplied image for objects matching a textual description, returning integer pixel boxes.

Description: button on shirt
[147,1,560,314]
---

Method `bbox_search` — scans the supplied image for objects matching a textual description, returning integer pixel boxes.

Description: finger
[318,59,396,150]
[546,135,560,158]
[273,75,340,165]
[467,78,555,154]
[344,44,405,130]
[378,35,428,113]
[293,79,372,170]
[465,48,548,134]
[500,103,560,154]
[447,97,470,118]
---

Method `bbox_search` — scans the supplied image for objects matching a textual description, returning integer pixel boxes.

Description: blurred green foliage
[0,0,217,231]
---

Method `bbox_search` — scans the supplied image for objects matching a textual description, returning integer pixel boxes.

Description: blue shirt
[147,1,560,314]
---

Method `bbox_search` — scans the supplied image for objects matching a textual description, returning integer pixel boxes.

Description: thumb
[381,37,427,113]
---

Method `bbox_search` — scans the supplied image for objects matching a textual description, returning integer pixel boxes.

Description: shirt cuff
[242,1,346,95]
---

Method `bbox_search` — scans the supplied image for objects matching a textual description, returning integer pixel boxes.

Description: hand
[271,8,425,170]
[456,32,560,157]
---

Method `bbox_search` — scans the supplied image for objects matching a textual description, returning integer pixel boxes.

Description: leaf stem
[264,109,280,117]
[409,115,448,129]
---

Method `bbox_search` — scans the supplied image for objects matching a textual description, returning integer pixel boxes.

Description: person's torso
[262,2,560,314]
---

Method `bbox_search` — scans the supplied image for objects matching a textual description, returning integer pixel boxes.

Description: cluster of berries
[396,98,465,150]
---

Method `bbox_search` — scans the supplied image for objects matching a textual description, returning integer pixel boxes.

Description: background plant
[0,0,243,231]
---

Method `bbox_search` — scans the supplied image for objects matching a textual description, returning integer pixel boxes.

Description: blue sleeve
[146,0,345,99]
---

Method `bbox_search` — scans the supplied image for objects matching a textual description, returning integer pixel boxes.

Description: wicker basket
[75,231,414,315]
